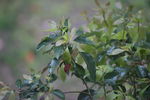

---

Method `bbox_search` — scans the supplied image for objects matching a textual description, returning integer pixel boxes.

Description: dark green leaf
[126,33,132,43]
[136,65,149,78]
[52,89,65,100]
[80,52,96,81]
[77,89,95,100]
[104,67,128,85]
[96,51,106,65]
[36,34,60,51]
[47,74,57,83]
[16,79,22,88]
[74,36,94,45]
[36,37,51,51]
[135,41,150,49]
[76,28,84,35]
[73,63,85,78]
[140,85,150,98]
[64,18,69,27]
[104,71,118,85]
[146,32,150,43]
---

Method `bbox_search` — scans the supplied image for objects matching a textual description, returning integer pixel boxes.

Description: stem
[102,10,108,27]
[102,75,107,99]
[94,0,100,7]
[122,27,125,40]
[81,78,93,100]
[103,85,107,99]
[40,66,48,74]
[133,77,137,98]
[64,91,90,96]
[137,19,140,41]
[129,73,137,99]
[137,20,140,33]
[94,0,108,27]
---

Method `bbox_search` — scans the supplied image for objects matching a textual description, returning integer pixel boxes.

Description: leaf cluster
[15,3,150,100]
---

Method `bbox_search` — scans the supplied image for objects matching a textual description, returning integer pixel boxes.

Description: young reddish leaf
[64,64,71,74]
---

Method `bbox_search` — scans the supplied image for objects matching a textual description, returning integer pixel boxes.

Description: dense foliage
[1,1,150,100]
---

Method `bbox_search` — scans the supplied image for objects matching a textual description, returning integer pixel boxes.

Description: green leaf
[104,67,128,85]
[47,74,57,83]
[64,18,69,27]
[43,20,57,32]
[107,48,125,56]
[36,34,60,51]
[76,28,84,35]
[80,52,96,81]
[54,45,65,59]
[36,37,51,51]
[146,32,150,43]
[106,91,119,100]
[139,85,150,98]
[125,96,135,100]
[16,79,23,88]
[136,65,148,78]
[96,65,114,81]
[74,36,94,45]
[48,58,59,73]
[77,89,95,100]
[61,48,71,64]
[52,89,65,100]
[58,66,66,81]
[55,40,66,46]
[73,63,85,78]
[113,18,124,25]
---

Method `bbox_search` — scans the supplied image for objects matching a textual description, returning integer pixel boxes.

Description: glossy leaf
[107,48,125,56]
[80,52,96,81]
[52,89,65,100]
[73,63,85,78]
[48,58,59,73]
[36,34,61,51]
[74,36,94,45]
[53,45,65,59]
[77,89,95,100]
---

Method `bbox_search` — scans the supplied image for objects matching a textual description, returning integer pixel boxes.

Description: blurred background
[0,0,150,99]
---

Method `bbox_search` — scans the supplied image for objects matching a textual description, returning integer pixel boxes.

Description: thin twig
[94,0,108,27]
[133,76,137,99]
[40,65,48,74]
[81,78,93,100]
[103,85,107,99]
[137,19,140,33]
[64,91,90,96]
[102,10,109,27]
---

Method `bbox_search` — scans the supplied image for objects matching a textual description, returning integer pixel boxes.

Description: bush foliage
[1,1,150,100]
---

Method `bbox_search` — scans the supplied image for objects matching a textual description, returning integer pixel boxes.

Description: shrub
[1,1,150,100]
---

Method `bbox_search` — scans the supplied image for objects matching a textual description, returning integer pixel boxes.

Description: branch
[40,65,48,74]
[64,91,90,96]
[81,78,93,100]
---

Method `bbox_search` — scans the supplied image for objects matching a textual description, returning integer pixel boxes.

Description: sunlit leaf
[107,48,125,56]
